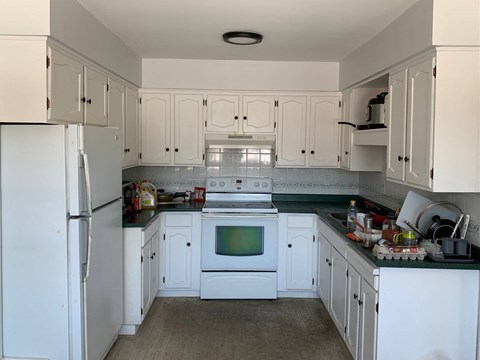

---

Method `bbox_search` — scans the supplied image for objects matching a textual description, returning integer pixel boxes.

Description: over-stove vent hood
[205,133,276,149]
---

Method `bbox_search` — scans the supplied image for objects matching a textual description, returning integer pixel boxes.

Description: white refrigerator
[1,124,123,360]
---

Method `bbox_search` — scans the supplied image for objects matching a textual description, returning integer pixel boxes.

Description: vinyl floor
[106,297,353,360]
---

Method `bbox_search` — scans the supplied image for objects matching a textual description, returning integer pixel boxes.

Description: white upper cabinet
[140,93,171,165]
[140,91,204,166]
[174,94,204,165]
[386,49,480,192]
[206,94,240,133]
[83,66,108,126]
[206,94,275,134]
[276,96,308,167]
[241,95,276,133]
[49,47,84,124]
[124,86,139,168]
[339,91,353,169]
[309,95,341,167]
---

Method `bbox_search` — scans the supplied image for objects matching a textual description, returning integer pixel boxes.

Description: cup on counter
[356,213,366,231]
[393,230,417,246]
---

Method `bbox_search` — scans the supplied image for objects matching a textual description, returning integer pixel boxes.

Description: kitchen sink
[330,212,347,221]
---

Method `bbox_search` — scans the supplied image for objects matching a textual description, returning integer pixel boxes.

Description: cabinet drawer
[142,215,160,247]
[286,215,314,228]
[164,213,193,227]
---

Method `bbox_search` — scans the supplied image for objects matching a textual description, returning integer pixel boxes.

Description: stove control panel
[206,177,273,193]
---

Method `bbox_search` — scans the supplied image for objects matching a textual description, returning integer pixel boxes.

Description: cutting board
[396,191,462,235]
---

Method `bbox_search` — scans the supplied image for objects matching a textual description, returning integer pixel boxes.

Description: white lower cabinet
[159,212,201,296]
[358,279,377,360]
[121,215,160,335]
[329,246,348,335]
[345,266,361,357]
[278,214,317,296]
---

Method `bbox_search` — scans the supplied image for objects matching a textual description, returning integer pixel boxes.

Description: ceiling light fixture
[222,31,263,45]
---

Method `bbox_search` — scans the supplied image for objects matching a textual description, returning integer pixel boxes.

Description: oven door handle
[202,213,278,219]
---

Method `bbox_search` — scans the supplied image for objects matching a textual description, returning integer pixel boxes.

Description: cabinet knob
[328,262,332,267]
[345,151,349,155]
[353,294,358,300]
[398,155,403,161]
[404,156,410,162]
[124,149,128,153]
[243,116,247,120]
[187,242,191,247]
[87,99,92,104]
[288,244,292,248]
[166,148,170,152]
[325,258,330,263]
[175,148,179,152]
[81,97,86,103]
[301,150,306,154]
[310,150,315,154]
[150,254,154,259]
[234,116,238,120]
[358,300,363,306]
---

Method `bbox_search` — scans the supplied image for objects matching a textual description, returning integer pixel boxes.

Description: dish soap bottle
[347,200,357,233]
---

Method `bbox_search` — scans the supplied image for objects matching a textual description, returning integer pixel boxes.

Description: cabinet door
[277,96,307,166]
[108,78,126,161]
[206,94,239,133]
[406,57,435,189]
[124,87,139,167]
[174,94,204,165]
[346,266,362,358]
[318,234,332,307]
[48,48,84,124]
[241,95,276,133]
[358,279,378,360]
[164,227,192,289]
[309,95,341,167]
[141,240,151,321]
[339,91,352,169]
[84,66,108,126]
[330,247,348,337]
[150,230,160,302]
[387,69,408,181]
[286,228,314,290]
[141,93,171,165]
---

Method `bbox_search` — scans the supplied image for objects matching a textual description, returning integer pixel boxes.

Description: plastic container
[140,181,158,209]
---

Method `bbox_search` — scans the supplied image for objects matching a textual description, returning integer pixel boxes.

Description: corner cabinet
[386,49,480,192]
[121,215,161,335]
[277,214,318,297]
[158,212,201,296]
[276,94,341,168]
[140,92,204,166]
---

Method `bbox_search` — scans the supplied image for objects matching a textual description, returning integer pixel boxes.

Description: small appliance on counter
[357,92,388,130]
[122,181,134,213]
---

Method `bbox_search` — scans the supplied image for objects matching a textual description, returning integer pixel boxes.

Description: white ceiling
[76,0,420,62]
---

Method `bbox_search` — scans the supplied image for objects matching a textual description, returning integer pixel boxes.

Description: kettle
[366,92,388,125]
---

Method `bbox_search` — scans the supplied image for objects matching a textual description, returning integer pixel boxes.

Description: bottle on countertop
[133,182,142,212]
[346,200,357,233]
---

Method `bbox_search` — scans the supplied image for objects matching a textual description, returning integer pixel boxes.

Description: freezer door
[68,125,121,215]
[84,199,123,360]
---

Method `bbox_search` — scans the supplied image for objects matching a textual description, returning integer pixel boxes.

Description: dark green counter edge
[123,194,480,270]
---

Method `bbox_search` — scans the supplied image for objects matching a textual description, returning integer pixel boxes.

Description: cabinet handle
[124,149,128,153]
[404,156,410,162]
[87,99,92,104]
[358,300,363,306]
[81,97,87,103]
[398,155,403,161]
[243,116,247,120]
[166,148,170,152]
[234,116,238,120]
[310,150,315,154]
[187,242,191,247]
[175,148,179,152]
[325,258,330,263]
[353,294,358,300]
[288,244,292,248]
[301,150,306,154]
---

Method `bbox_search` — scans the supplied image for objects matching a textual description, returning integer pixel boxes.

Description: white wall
[142,59,339,91]
[339,0,434,89]
[50,0,142,86]
[0,0,50,36]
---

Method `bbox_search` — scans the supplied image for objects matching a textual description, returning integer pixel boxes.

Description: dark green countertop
[122,201,203,228]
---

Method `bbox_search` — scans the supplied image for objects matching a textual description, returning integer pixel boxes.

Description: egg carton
[373,244,426,261]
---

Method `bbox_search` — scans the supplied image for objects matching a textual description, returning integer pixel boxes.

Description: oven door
[201,213,278,271]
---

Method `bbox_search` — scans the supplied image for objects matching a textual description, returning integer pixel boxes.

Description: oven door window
[215,226,264,256]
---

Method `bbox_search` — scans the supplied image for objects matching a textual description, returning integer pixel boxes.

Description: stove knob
[209,181,216,187]
[219,181,225,187]
[254,182,260,188]
[262,182,268,188]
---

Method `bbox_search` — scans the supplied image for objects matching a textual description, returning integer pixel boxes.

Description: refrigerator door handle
[83,216,93,283]
[80,150,93,217]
